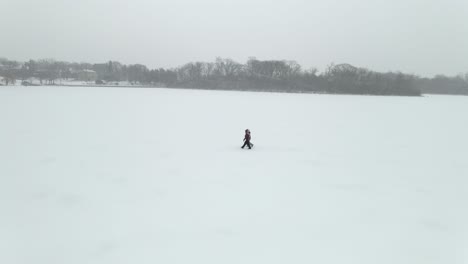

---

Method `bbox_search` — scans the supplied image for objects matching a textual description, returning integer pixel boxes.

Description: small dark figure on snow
[241,129,252,149]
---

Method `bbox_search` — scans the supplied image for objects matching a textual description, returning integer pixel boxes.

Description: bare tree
[214,57,242,79]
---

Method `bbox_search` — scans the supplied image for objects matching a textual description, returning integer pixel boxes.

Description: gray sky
[1,0,467,77]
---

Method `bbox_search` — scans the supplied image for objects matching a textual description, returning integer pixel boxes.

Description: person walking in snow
[241,129,252,149]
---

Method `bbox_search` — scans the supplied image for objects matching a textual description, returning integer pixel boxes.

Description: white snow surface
[1,86,467,264]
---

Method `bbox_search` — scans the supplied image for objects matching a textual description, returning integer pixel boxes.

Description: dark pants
[242,140,251,149]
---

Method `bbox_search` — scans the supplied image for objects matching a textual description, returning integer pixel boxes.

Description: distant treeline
[1,57,468,96]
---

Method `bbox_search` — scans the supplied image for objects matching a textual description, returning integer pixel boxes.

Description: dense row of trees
[415,74,468,95]
[0,58,178,85]
[1,57,468,96]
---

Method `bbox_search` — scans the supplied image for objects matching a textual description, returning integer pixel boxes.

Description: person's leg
[247,140,251,149]
[241,141,248,148]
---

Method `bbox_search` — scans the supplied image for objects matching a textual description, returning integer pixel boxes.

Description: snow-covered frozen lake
[1,86,467,264]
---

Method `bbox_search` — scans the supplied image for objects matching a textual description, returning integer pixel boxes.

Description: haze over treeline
[2,0,467,78]
[1,57,468,96]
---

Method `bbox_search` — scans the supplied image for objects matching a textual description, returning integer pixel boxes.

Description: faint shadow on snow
[30,191,50,200]
[328,183,370,192]
[252,145,303,152]
[59,193,83,206]
[39,156,57,164]
[420,220,450,233]
[91,241,119,258]
[217,145,304,153]
[30,191,83,207]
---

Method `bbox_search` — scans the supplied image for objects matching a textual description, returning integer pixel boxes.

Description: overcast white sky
[1,0,467,77]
